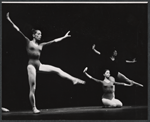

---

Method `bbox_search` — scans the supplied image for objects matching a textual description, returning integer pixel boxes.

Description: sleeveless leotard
[27,41,42,70]
[102,77,115,100]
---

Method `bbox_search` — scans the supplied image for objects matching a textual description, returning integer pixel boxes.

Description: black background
[2,3,147,111]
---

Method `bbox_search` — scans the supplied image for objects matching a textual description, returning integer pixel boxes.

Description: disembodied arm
[92,44,101,55]
[6,12,30,43]
[126,58,137,63]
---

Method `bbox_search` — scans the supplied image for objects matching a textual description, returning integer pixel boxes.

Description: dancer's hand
[123,83,133,86]
[133,58,137,62]
[92,44,95,50]
[6,12,9,19]
[83,67,88,73]
[6,12,12,23]
[54,31,71,42]
[6,12,20,31]
[64,31,71,38]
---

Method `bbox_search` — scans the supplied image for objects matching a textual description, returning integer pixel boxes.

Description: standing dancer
[6,12,85,113]
[83,67,143,107]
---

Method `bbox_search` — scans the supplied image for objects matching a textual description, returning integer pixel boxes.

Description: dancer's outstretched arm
[6,12,30,43]
[83,67,103,83]
[114,81,133,86]
[126,58,137,63]
[92,44,101,55]
[40,31,71,46]
[109,76,132,86]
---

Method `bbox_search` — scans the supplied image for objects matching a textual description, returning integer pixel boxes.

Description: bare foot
[103,105,121,108]
[2,107,9,112]
[73,78,85,85]
[33,107,40,113]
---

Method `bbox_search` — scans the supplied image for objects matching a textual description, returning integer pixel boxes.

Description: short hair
[104,69,110,73]
[32,29,37,35]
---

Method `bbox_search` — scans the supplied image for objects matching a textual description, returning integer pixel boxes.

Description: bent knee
[29,86,36,93]
[116,102,123,107]
[29,91,35,96]
[102,99,116,107]
[114,99,123,107]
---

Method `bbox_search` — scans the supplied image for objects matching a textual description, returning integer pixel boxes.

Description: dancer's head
[103,69,111,78]
[32,29,42,41]
[113,50,117,57]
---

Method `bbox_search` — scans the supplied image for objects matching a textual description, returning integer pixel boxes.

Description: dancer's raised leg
[118,72,133,84]
[39,64,85,84]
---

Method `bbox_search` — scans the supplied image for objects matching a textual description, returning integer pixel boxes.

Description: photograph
[2,1,148,120]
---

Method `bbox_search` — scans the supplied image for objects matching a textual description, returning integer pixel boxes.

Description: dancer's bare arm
[114,81,133,86]
[92,44,101,55]
[6,12,30,43]
[108,76,129,86]
[126,58,137,63]
[83,67,103,83]
[40,31,71,46]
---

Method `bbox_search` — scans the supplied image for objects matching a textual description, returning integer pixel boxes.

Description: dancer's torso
[102,77,115,100]
[27,41,42,70]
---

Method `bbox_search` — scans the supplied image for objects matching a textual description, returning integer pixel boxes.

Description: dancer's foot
[73,78,85,85]
[2,107,9,112]
[103,106,114,108]
[103,105,120,108]
[33,107,40,113]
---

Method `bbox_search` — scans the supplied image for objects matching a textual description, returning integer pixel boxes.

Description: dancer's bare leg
[27,65,40,113]
[102,98,117,107]
[39,64,85,84]
[102,98,123,108]
[112,98,123,107]
[117,72,133,84]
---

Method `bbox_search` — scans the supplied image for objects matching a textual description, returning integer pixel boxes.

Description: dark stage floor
[2,106,147,120]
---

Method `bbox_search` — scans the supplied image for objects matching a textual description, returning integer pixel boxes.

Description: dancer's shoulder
[109,76,115,82]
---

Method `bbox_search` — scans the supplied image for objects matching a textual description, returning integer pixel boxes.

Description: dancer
[6,12,85,113]
[92,44,137,63]
[83,67,134,107]
[91,44,139,85]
